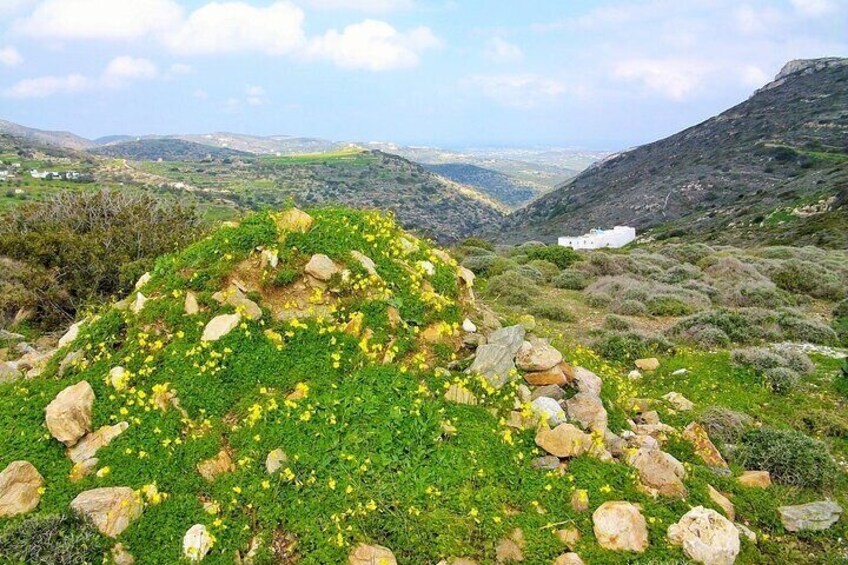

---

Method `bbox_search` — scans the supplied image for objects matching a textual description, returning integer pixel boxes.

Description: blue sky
[0,0,846,149]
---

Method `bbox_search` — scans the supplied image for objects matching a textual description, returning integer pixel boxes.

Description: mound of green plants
[735,428,839,489]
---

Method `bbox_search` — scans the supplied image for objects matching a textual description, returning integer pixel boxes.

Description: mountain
[90,138,251,161]
[0,119,94,151]
[174,132,348,155]
[495,57,848,247]
[421,163,538,208]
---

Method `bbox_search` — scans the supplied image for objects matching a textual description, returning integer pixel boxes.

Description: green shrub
[515,265,544,282]
[770,259,846,300]
[530,303,574,322]
[736,428,839,488]
[575,252,627,276]
[763,367,800,394]
[524,245,581,269]
[526,259,560,282]
[731,347,786,373]
[483,271,541,306]
[0,513,108,565]
[777,310,838,345]
[460,236,495,252]
[591,329,675,363]
[675,324,731,349]
[461,255,515,277]
[698,406,753,444]
[832,299,848,346]
[614,299,647,316]
[552,269,589,290]
[646,295,693,317]
[603,314,634,331]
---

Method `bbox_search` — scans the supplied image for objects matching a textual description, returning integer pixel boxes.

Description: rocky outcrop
[70,487,143,537]
[592,501,648,553]
[0,461,44,517]
[535,423,592,458]
[45,381,95,447]
[667,506,740,565]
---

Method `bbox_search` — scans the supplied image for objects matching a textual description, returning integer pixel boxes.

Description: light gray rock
[565,392,608,432]
[487,325,525,355]
[201,313,241,342]
[531,397,567,426]
[573,366,603,397]
[667,506,740,565]
[778,501,843,532]
[516,338,563,372]
[468,344,516,389]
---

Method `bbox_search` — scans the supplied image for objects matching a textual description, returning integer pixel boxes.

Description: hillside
[495,58,848,246]
[90,139,251,161]
[0,119,94,151]
[423,163,539,208]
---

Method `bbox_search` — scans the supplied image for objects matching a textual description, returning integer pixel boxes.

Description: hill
[495,58,848,247]
[90,139,251,161]
[0,119,94,151]
[422,163,539,208]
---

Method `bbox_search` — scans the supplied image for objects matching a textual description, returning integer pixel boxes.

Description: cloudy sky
[0,0,846,149]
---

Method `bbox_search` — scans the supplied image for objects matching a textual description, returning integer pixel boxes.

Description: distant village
[0,161,92,184]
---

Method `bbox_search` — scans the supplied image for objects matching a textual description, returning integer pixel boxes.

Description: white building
[558,226,636,250]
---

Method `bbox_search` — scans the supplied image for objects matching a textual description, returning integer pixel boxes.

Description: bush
[591,329,675,363]
[834,299,848,346]
[777,310,838,345]
[646,295,694,317]
[770,344,816,375]
[483,271,541,306]
[524,245,581,269]
[0,513,108,565]
[603,314,634,331]
[676,324,731,349]
[769,259,846,300]
[462,254,516,277]
[526,259,561,282]
[575,252,627,277]
[763,367,800,394]
[515,265,544,283]
[698,406,753,444]
[530,303,574,322]
[736,428,839,488]
[552,269,589,290]
[460,237,495,252]
[731,347,787,373]
[614,299,647,316]
[669,308,780,345]
[0,190,203,328]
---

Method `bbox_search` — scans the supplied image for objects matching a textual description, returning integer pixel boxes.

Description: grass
[258,147,375,166]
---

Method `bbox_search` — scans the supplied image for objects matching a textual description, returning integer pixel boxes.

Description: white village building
[558,226,636,250]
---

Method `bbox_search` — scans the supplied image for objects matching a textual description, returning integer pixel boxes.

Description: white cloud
[612,58,709,101]
[307,19,441,71]
[245,85,267,106]
[790,0,837,17]
[163,1,305,56]
[484,37,523,63]
[16,0,183,40]
[4,73,90,98]
[465,74,566,109]
[5,55,158,98]
[169,63,192,75]
[0,46,23,66]
[305,0,414,13]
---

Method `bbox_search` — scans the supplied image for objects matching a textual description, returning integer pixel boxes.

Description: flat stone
[635,357,660,371]
[197,450,235,482]
[708,485,735,521]
[555,527,581,548]
[0,461,44,517]
[627,446,687,498]
[737,471,770,488]
[572,366,602,397]
[530,384,566,401]
[351,251,379,277]
[468,343,516,389]
[570,489,589,512]
[565,392,608,432]
[212,286,262,320]
[663,391,694,411]
[668,506,740,565]
[592,501,649,553]
[524,365,567,386]
[183,524,214,562]
[348,543,397,565]
[553,553,585,565]
[487,325,526,355]
[45,381,95,447]
[535,423,592,458]
[778,501,843,532]
[305,253,340,281]
[58,321,82,348]
[531,456,560,470]
[130,292,147,314]
[516,338,563,372]
[185,291,200,315]
[68,422,129,463]
[266,448,288,474]
[683,422,728,470]
[70,487,143,537]
[201,313,241,342]
[445,384,478,405]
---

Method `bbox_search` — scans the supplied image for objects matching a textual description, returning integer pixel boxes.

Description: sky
[0,0,846,150]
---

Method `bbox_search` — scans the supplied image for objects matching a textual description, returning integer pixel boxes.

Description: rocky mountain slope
[90,138,251,161]
[0,119,94,151]
[422,163,540,208]
[495,58,848,246]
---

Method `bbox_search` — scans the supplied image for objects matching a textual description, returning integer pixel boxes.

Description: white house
[558,226,636,250]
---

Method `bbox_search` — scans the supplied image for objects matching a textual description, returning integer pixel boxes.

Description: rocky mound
[0,207,841,564]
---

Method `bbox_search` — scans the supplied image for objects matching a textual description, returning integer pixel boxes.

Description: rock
[462,318,477,333]
[0,461,44,517]
[638,410,660,425]
[735,523,756,544]
[495,529,525,563]
[70,487,143,537]
[524,365,567,386]
[457,266,475,288]
[58,321,83,348]
[437,559,478,565]
[778,501,843,532]
[628,369,642,380]
[663,391,694,411]
[571,489,589,512]
[672,368,688,376]
[708,485,735,521]
[572,366,602,397]
[603,430,628,457]
[506,410,539,430]
[130,292,147,314]
[0,361,22,384]
[627,447,687,498]
[58,349,86,377]
[197,450,235,482]
[535,423,592,458]
[112,543,136,565]
[635,357,660,371]
[683,422,728,470]
[667,506,740,565]
[134,272,151,289]
[487,325,526,355]
[273,207,314,234]
[212,286,262,320]
[68,422,129,463]
[555,527,580,547]
[260,247,279,269]
[565,392,608,432]
[69,458,99,482]
[592,501,649,553]
[531,456,560,470]
[737,471,770,488]
[183,524,214,562]
[45,381,95,447]
[348,543,397,565]
[553,553,585,565]
[305,254,340,281]
[531,397,567,426]
[266,448,288,474]
[531,384,566,401]
[468,344,516,389]
[351,251,379,277]
[0,329,25,341]
[516,338,563,372]
[201,313,241,342]
[185,291,200,315]
[108,366,128,389]
[444,384,478,405]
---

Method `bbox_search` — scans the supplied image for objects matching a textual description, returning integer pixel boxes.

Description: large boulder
[305,254,340,281]
[592,501,649,553]
[487,325,526,355]
[70,487,143,537]
[516,338,563,372]
[45,381,95,447]
[0,461,44,517]
[572,367,602,397]
[778,501,843,532]
[683,422,728,470]
[626,446,687,498]
[273,207,314,234]
[668,506,740,565]
[348,543,397,565]
[201,313,241,342]
[535,423,592,458]
[565,392,608,432]
[468,344,516,389]
[523,365,567,386]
